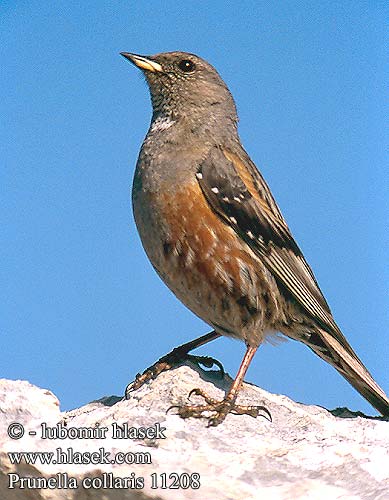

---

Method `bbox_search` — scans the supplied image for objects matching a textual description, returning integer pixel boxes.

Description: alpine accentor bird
[121,51,389,425]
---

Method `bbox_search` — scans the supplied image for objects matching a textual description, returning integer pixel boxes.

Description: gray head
[121,51,238,132]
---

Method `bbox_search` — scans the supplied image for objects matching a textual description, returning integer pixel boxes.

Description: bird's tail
[304,328,389,416]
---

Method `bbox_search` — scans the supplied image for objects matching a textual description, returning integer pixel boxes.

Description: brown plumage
[121,51,389,425]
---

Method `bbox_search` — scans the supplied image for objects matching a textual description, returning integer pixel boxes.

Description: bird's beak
[120,52,163,73]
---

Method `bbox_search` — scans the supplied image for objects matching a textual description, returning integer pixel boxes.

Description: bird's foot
[125,352,224,399]
[169,388,272,427]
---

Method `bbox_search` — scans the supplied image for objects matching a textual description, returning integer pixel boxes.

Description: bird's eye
[178,59,196,73]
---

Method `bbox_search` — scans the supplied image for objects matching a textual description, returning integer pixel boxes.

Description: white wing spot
[222,196,230,202]
[230,217,237,224]
[233,196,241,202]
[196,172,203,180]
[211,187,219,193]
[247,231,254,239]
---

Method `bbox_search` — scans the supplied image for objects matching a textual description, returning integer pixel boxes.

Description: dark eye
[178,59,195,73]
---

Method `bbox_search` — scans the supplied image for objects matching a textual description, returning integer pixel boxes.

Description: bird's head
[121,51,238,129]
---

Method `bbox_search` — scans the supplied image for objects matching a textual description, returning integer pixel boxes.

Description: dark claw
[124,378,140,397]
[188,388,202,400]
[166,405,181,415]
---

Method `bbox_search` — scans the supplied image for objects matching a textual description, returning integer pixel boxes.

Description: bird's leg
[125,330,222,398]
[170,345,271,426]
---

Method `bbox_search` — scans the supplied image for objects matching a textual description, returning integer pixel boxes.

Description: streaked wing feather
[194,145,389,416]
[197,146,352,350]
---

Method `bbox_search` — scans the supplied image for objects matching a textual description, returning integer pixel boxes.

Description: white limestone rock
[0,364,388,499]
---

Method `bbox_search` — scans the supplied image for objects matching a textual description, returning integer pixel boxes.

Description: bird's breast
[132,170,283,345]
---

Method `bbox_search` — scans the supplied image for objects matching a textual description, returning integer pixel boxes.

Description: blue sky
[1,1,388,415]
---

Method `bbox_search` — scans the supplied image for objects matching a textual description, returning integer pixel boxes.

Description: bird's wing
[196,145,351,352]
[196,145,389,416]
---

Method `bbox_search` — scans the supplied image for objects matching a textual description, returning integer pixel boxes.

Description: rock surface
[0,364,388,499]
